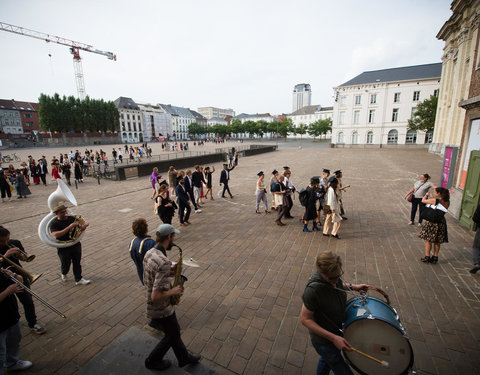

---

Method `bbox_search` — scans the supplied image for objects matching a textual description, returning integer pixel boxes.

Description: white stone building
[158,104,196,140]
[287,105,333,138]
[207,117,228,126]
[137,103,173,141]
[332,63,441,146]
[292,84,312,112]
[197,106,235,120]
[114,97,144,143]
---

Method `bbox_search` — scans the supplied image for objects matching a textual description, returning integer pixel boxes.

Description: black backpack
[299,188,309,207]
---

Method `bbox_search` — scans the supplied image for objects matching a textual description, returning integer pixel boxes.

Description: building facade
[114,97,144,143]
[0,99,40,135]
[197,106,235,120]
[332,64,441,146]
[159,104,196,140]
[287,105,333,138]
[433,0,480,222]
[292,84,312,112]
[207,117,228,126]
[137,103,173,141]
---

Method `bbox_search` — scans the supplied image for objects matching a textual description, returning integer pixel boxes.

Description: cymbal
[182,258,200,268]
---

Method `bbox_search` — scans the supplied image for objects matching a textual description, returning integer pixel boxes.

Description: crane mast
[0,21,116,100]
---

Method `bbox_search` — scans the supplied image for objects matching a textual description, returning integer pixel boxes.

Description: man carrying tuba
[143,224,200,371]
[0,226,46,335]
[50,205,91,285]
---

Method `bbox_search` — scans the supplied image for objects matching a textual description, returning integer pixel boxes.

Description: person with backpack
[300,177,321,232]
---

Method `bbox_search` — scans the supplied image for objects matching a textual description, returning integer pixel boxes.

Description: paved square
[1,143,479,374]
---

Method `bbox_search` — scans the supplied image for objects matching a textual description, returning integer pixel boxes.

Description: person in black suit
[36,158,48,186]
[184,170,201,213]
[175,176,191,227]
[220,163,235,198]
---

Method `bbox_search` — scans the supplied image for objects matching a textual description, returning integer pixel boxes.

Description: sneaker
[75,278,91,285]
[8,360,33,371]
[61,274,68,282]
[302,227,312,232]
[418,223,422,227]
[470,265,480,274]
[195,209,202,213]
[408,221,414,225]
[31,323,46,335]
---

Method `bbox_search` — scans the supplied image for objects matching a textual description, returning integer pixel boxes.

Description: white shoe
[61,274,68,282]
[31,323,46,335]
[418,223,422,227]
[408,221,414,225]
[195,209,202,213]
[75,278,91,285]
[8,360,33,371]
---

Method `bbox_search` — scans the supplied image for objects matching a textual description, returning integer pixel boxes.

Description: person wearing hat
[50,205,91,285]
[220,163,235,199]
[255,171,269,214]
[273,174,288,226]
[302,177,321,232]
[203,166,215,200]
[282,168,295,219]
[270,170,279,211]
[143,224,201,371]
[332,170,350,220]
[14,169,31,199]
[35,158,48,186]
[175,175,191,227]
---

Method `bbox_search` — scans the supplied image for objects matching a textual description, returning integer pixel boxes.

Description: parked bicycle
[1,153,21,163]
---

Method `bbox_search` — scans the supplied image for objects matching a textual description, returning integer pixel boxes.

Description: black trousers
[222,183,232,198]
[1,185,11,198]
[39,174,46,185]
[146,313,189,366]
[178,202,191,223]
[57,244,82,281]
[16,278,37,328]
[284,195,293,217]
[411,198,426,223]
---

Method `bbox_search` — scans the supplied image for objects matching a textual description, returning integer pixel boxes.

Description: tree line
[188,117,332,139]
[38,93,119,133]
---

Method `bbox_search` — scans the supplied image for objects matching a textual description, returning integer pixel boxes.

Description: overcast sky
[1,0,452,115]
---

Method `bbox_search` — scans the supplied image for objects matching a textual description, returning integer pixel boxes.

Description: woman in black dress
[62,161,72,186]
[155,184,175,224]
[302,177,321,232]
[204,166,215,200]
[74,157,83,183]
[419,187,450,264]
[0,169,12,202]
[15,169,31,199]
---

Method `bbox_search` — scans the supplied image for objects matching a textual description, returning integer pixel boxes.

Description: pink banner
[441,146,453,188]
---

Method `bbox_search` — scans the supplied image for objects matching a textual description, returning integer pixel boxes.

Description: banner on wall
[441,146,458,189]
[460,119,480,189]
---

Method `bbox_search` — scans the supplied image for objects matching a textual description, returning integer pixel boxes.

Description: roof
[114,97,139,110]
[338,63,442,87]
[234,113,272,119]
[289,105,333,116]
[208,117,227,122]
[0,99,37,111]
[190,110,206,119]
[158,104,195,118]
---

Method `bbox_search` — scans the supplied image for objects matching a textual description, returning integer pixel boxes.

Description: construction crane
[0,21,116,100]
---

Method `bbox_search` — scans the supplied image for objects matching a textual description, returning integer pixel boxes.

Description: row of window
[121,113,141,121]
[121,122,142,132]
[339,107,419,125]
[340,89,439,107]
[337,129,433,144]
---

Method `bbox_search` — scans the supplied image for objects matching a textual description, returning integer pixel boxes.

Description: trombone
[1,268,66,318]
[0,255,42,284]
[7,242,35,262]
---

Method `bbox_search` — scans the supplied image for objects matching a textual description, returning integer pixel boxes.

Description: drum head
[344,319,413,375]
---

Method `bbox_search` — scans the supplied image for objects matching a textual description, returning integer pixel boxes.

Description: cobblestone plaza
[1,142,479,374]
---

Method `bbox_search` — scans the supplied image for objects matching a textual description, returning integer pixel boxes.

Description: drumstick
[350,346,389,368]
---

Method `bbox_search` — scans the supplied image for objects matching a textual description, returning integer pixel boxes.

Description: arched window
[425,130,433,144]
[406,130,417,144]
[337,132,344,143]
[122,132,127,141]
[366,131,373,144]
[351,131,358,144]
[387,129,398,144]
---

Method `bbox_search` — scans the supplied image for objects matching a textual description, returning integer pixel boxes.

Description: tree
[308,118,332,140]
[277,117,293,140]
[188,122,205,138]
[408,95,438,132]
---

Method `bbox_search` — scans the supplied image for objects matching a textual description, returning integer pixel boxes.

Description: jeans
[0,320,21,373]
[312,341,353,375]
[57,244,82,282]
[193,187,201,205]
[146,313,189,366]
[410,198,425,223]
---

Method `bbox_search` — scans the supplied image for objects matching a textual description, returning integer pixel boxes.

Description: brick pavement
[1,144,479,375]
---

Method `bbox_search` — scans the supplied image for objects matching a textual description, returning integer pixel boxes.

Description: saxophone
[170,243,188,305]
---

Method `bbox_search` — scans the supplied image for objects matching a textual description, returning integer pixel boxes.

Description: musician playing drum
[143,224,200,371]
[0,226,45,335]
[300,251,371,375]
[50,205,91,285]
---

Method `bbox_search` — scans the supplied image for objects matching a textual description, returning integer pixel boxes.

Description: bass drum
[343,296,414,375]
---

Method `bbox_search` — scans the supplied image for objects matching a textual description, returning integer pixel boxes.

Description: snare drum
[343,295,414,375]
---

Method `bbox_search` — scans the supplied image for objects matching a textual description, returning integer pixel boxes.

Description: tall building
[114,97,144,143]
[197,106,235,120]
[332,63,441,146]
[292,84,312,112]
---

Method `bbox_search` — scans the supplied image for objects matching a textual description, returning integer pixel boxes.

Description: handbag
[406,193,414,203]
[421,204,447,223]
[323,204,332,214]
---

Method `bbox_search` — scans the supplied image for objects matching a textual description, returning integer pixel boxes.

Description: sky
[0,0,452,115]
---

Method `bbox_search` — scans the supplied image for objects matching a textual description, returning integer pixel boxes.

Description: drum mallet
[350,347,389,368]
